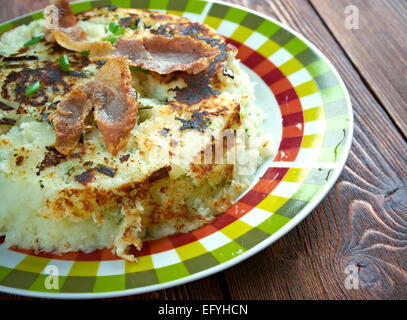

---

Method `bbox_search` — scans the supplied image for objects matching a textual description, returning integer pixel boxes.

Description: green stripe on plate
[224,6,248,24]
[28,275,67,293]
[131,0,149,9]
[126,269,158,288]
[71,1,92,13]
[0,22,14,34]
[111,0,131,7]
[240,13,264,30]
[257,214,291,235]
[60,276,96,293]
[150,0,169,9]
[167,0,188,11]
[183,253,219,274]
[184,0,207,14]
[207,2,230,18]
[155,262,190,283]
[91,0,111,8]
[274,198,308,219]
[256,20,280,38]
[234,228,270,250]
[211,241,246,263]
[292,184,325,202]
[325,114,349,131]
[0,265,12,283]
[93,274,126,292]
[1,270,39,290]
[284,37,308,56]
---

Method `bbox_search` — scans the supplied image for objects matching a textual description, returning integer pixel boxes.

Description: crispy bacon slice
[44,1,220,74]
[114,35,220,74]
[51,58,138,156]
[49,87,92,155]
[86,57,138,155]
[45,0,88,43]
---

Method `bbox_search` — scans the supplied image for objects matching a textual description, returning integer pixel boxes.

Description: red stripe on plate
[275,88,299,105]
[170,232,198,248]
[279,136,303,149]
[239,190,269,207]
[212,213,237,230]
[283,111,304,127]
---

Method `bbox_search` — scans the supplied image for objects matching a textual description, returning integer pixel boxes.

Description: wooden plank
[221,0,407,299]
[0,0,49,21]
[0,0,225,301]
[310,0,407,138]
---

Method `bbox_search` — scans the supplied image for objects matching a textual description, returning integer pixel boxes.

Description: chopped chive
[23,35,44,47]
[25,81,40,97]
[129,65,150,74]
[81,50,90,57]
[59,54,71,72]
[102,36,117,44]
[108,21,125,36]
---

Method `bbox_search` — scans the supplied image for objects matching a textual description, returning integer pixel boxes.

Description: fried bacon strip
[49,87,92,155]
[113,35,220,74]
[44,0,220,74]
[51,58,138,156]
[45,0,88,43]
[86,57,139,155]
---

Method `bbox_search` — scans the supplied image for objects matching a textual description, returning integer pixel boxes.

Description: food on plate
[0,1,274,261]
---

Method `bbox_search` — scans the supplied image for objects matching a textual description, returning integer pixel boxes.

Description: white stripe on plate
[303,119,326,135]
[215,19,238,37]
[239,207,273,227]
[151,249,181,269]
[0,244,27,269]
[287,68,313,87]
[244,32,269,50]
[40,259,74,276]
[300,92,323,110]
[96,260,125,276]
[269,48,293,67]
[270,181,302,198]
[199,231,231,251]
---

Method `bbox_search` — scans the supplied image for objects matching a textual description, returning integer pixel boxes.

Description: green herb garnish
[108,21,125,36]
[81,50,90,57]
[23,35,44,47]
[129,65,150,74]
[25,81,40,97]
[102,36,118,44]
[59,54,71,72]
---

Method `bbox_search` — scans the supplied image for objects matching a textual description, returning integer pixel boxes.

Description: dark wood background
[0,0,406,300]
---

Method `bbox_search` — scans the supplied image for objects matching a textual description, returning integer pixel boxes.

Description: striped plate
[0,0,353,298]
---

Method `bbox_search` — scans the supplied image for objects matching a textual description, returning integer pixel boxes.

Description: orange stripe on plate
[192,223,218,240]
[269,77,294,96]
[279,98,303,116]
[147,237,174,254]
[226,201,253,219]
[252,179,280,194]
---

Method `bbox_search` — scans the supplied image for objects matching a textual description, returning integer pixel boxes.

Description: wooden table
[1,0,406,300]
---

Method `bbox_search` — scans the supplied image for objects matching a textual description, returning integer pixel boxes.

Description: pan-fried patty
[0,5,274,261]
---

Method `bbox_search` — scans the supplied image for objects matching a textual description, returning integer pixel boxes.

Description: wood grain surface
[311,0,407,139]
[0,0,406,300]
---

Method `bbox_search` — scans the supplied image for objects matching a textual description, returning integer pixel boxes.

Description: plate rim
[0,0,354,299]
